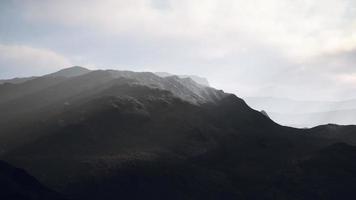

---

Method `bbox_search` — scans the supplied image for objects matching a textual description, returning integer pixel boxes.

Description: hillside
[1,67,356,200]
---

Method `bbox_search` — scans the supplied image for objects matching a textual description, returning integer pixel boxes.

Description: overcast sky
[1,0,356,100]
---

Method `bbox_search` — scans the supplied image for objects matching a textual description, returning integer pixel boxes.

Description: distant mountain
[0,77,37,85]
[245,96,356,127]
[268,109,356,128]
[0,66,90,85]
[244,97,345,113]
[47,66,91,78]
[1,67,356,200]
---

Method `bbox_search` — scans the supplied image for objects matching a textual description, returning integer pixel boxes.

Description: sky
[1,0,356,101]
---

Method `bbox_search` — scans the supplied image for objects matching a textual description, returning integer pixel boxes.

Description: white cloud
[23,0,356,59]
[0,44,71,78]
[1,0,354,100]
[334,73,356,85]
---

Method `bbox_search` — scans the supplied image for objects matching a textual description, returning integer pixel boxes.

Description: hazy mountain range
[1,67,356,200]
[245,97,356,128]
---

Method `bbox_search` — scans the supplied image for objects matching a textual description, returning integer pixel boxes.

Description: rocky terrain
[1,67,356,200]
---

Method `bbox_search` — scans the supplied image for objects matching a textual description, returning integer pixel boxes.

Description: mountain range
[245,97,356,127]
[1,67,356,200]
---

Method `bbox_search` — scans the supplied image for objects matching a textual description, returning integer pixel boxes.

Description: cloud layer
[1,0,356,100]
[24,0,356,58]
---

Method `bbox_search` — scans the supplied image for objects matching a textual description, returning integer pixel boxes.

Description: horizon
[2,65,356,102]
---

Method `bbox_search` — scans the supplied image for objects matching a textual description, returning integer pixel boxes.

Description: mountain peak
[48,66,91,78]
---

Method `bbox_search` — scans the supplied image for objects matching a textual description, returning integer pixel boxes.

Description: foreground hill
[1,67,356,200]
[0,67,225,153]
[0,160,65,200]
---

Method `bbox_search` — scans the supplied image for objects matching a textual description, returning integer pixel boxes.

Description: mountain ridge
[1,67,356,200]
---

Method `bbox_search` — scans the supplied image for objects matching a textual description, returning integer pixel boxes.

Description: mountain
[0,160,65,200]
[0,77,37,85]
[0,66,89,85]
[0,66,90,105]
[309,124,356,145]
[47,66,91,78]
[0,68,225,153]
[245,96,356,114]
[244,97,356,127]
[268,109,356,128]
[1,67,356,200]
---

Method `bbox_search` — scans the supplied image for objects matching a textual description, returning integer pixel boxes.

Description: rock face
[1,67,356,200]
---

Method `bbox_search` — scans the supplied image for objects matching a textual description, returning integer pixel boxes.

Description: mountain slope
[0,77,37,85]
[0,68,225,153]
[47,66,90,78]
[1,67,356,200]
[0,160,65,200]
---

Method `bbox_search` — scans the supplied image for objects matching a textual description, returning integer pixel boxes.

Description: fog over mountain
[0,67,356,199]
[155,72,210,86]
[2,0,356,199]
[245,97,356,127]
[3,67,356,128]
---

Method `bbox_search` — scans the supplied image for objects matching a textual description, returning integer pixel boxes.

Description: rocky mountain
[0,67,225,152]
[1,67,356,200]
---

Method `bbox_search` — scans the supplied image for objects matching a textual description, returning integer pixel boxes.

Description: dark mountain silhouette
[0,160,65,200]
[309,124,356,145]
[1,67,356,200]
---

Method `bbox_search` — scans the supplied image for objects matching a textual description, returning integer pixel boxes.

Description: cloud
[335,73,356,84]
[0,44,71,78]
[1,0,355,100]
[23,0,356,59]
